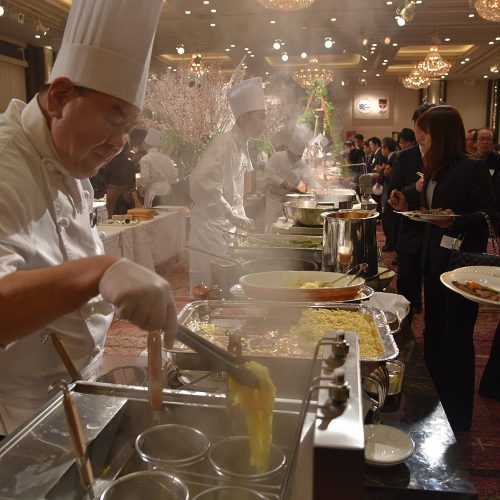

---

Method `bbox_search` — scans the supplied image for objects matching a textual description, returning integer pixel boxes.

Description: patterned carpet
[105,236,500,499]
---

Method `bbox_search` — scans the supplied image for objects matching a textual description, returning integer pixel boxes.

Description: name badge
[440,235,462,250]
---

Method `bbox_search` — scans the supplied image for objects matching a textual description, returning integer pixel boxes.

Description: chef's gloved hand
[228,212,254,231]
[99,258,177,348]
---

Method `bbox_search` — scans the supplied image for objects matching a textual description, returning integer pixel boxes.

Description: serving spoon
[320,263,368,288]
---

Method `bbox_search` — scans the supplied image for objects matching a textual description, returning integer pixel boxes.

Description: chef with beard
[189,78,267,291]
[264,123,315,227]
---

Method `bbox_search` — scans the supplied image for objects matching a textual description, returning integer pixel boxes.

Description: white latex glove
[99,259,177,347]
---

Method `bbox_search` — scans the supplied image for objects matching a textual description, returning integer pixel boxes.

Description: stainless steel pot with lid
[321,209,379,278]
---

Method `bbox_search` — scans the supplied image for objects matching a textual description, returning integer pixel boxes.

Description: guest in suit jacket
[389,105,498,432]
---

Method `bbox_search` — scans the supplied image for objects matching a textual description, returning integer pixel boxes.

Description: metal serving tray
[224,234,323,264]
[0,382,312,499]
[175,301,398,365]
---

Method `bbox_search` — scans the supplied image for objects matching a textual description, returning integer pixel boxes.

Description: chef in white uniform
[139,128,179,208]
[189,77,267,291]
[264,123,315,227]
[0,0,177,436]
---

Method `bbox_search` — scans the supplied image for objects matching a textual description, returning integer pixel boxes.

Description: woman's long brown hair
[415,105,466,180]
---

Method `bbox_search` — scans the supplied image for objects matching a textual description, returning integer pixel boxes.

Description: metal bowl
[100,471,188,500]
[296,205,334,226]
[193,486,267,499]
[135,424,210,468]
[282,201,298,222]
[208,436,286,480]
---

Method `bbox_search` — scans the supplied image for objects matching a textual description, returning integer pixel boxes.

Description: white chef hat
[227,77,266,119]
[288,123,314,156]
[145,128,161,147]
[49,0,163,110]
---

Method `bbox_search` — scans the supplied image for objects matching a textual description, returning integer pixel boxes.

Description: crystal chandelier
[293,57,334,88]
[474,0,500,22]
[400,65,431,90]
[417,47,452,77]
[256,0,316,11]
[189,53,206,76]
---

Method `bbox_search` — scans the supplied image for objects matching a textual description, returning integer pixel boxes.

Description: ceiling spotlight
[490,65,499,73]
[300,51,308,59]
[273,39,282,50]
[176,44,185,55]
[324,37,334,48]
[362,38,368,46]
[384,36,391,45]
[34,17,49,38]
[396,0,416,24]
[281,51,288,62]
[0,4,5,16]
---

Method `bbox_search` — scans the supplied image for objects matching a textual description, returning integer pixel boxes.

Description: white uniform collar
[20,96,70,177]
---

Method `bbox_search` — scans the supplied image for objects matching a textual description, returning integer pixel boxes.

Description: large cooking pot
[296,205,335,226]
[321,209,379,278]
[285,193,315,203]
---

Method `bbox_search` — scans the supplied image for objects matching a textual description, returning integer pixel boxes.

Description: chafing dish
[223,234,323,265]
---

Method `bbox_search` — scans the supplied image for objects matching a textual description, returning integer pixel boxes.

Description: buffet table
[364,321,477,499]
[98,207,186,271]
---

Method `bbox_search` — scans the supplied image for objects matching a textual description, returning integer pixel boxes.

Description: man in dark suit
[388,104,435,320]
[473,127,500,185]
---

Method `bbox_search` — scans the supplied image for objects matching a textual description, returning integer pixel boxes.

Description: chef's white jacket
[188,125,252,289]
[0,98,114,435]
[139,148,178,208]
[264,151,316,226]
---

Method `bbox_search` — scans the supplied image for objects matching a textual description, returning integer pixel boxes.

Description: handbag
[448,211,500,270]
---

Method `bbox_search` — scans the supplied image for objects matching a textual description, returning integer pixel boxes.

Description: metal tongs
[177,324,260,388]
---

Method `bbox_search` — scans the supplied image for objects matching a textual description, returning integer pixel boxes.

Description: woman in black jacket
[389,105,497,432]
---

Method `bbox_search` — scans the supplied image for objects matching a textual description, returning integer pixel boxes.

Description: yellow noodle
[290,308,384,358]
[229,361,276,473]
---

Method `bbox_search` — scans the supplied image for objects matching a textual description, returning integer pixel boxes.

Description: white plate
[440,266,500,306]
[364,424,414,467]
[396,211,460,222]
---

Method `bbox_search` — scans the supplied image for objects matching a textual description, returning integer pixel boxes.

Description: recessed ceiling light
[244,47,249,50]
[376,73,380,76]
[210,8,216,13]
[176,44,185,55]
[273,40,281,50]
[362,38,368,46]
[210,23,215,26]
[372,43,378,47]
[225,48,230,52]
[465,58,470,61]
[281,51,288,62]
[461,61,466,64]
[384,37,391,45]
[300,51,308,59]
[203,0,209,3]
[383,59,388,62]
[416,0,422,3]
[386,1,392,4]
[270,20,276,24]
[496,36,500,40]
[185,10,191,14]
[441,75,445,78]
[489,41,494,45]
[230,44,236,48]
[392,42,398,46]
[325,37,334,48]
[396,15,405,26]
[330,17,337,21]
[382,62,387,65]
[265,71,270,75]
[468,13,475,17]
[362,69,367,73]
[484,75,488,78]
[444,37,451,42]
[250,54,255,57]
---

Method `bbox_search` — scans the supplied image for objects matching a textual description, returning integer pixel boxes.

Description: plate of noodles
[239,270,365,302]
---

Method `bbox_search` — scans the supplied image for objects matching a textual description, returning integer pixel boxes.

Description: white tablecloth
[98,207,187,271]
